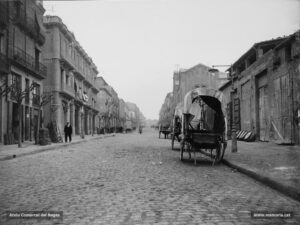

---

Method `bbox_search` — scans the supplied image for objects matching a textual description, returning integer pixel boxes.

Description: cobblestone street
[1,129,300,225]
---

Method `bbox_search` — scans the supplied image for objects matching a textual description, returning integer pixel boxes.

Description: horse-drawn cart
[171,102,183,150]
[159,125,171,139]
[180,87,227,165]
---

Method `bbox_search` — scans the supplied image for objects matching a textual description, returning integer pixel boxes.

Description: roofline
[218,80,231,91]
[99,87,112,97]
[43,15,99,73]
[177,63,211,75]
[274,30,299,50]
[228,36,289,71]
[96,76,108,86]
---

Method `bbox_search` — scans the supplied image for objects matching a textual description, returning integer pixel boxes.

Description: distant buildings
[95,76,145,133]
[159,30,300,146]
[126,102,145,130]
[158,92,174,127]
[159,63,223,127]
[0,2,145,145]
[42,15,99,136]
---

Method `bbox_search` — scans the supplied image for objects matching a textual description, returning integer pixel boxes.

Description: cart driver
[189,96,216,131]
[188,96,204,130]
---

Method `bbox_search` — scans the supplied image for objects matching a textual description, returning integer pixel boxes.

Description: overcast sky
[43,0,300,120]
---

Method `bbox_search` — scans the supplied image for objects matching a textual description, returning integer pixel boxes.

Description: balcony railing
[9,46,47,79]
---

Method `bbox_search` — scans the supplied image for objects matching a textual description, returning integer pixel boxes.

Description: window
[35,48,40,70]
[65,39,68,56]
[66,73,70,86]
[61,68,64,88]
[273,54,281,70]
[25,79,29,104]
[285,43,292,62]
[11,73,21,100]
[0,34,4,54]
[32,83,40,95]
[32,83,40,105]
[74,81,77,92]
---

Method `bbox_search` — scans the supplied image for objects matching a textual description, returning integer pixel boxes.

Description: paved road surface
[1,129,300,225]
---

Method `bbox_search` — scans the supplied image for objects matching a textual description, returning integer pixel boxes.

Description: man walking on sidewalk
[64,122,73,142]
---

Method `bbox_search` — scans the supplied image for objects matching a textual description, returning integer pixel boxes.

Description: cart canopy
[183,87,227,137]
[183,87,226,115]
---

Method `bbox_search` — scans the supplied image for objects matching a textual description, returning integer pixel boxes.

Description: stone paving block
[0,132,300,225]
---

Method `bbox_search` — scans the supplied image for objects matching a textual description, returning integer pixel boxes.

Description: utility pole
[230,65,237,152]
[209,64,238,153]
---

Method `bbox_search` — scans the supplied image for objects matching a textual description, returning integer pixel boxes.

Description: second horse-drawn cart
[171,102,183,150]
[180,86,227,165]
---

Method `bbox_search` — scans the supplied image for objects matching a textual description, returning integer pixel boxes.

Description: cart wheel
[171,133,175,150]
[180,140,185,161]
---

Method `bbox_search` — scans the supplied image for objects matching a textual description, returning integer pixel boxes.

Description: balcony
[61,84,75,98]
[9,46,47,79]
[60,54,76,72]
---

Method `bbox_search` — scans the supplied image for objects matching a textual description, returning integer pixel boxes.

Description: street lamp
[209,65,237,153]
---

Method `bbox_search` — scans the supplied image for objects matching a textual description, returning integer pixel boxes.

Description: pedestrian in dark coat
[64,122,72,142]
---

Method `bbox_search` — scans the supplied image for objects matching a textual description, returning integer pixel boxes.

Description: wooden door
[241,81,251,131]
[258,85,268,141]
[273,75,291,143]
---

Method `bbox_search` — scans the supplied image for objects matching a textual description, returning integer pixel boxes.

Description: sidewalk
[223,140,300,202]
[0,133,115,161]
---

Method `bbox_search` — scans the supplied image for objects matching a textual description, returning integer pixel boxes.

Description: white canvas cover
[183,87,228,138]
[183,87,227,116]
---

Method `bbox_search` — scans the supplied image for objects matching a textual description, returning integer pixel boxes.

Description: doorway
[258,85,268,141]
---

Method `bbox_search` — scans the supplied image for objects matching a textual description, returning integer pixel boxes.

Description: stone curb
[0,134,115,162]
[222,159,300,202]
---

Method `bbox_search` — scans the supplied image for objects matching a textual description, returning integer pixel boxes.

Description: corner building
[42,16,99,137]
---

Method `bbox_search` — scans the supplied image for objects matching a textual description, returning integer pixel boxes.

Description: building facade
[96,76,113,133]
[220,31,300,145]
[173,63,222,107]
[118,98,126,132]
[42,16,99,138]
[0,0,46,144]
[126,102,142,130]
[107,86,119,133]
[158,92,174,128]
